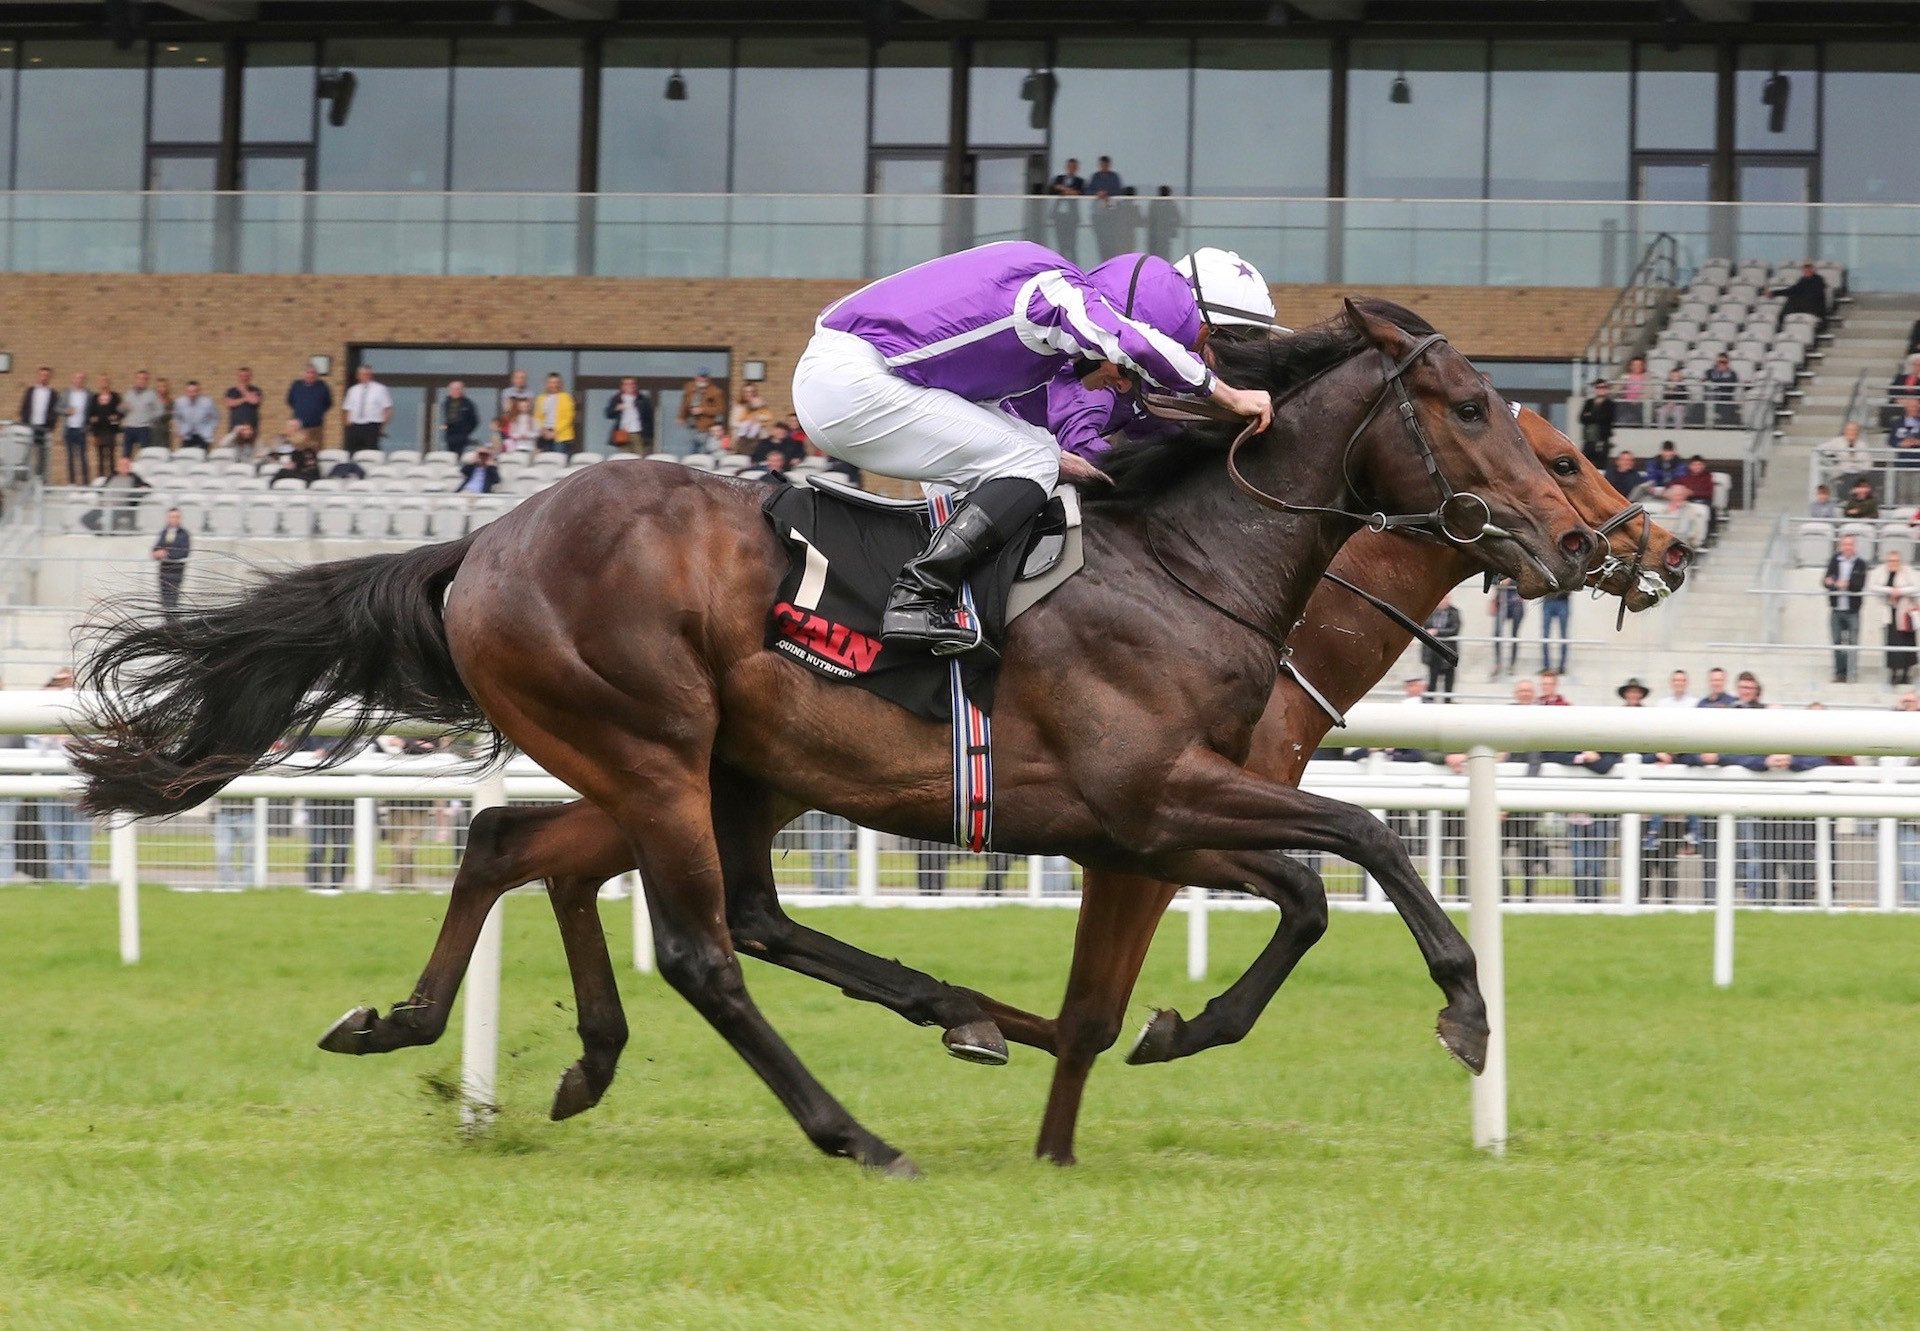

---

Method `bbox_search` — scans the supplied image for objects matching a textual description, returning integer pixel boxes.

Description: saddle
[760,475,1084,723]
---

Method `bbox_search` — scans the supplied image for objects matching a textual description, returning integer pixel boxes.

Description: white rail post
[1465,745,1506,1156]
[460,770,509,1129]
[1425,808,1443,900]
[1363,750,1385,904]
[629,872,653,974]
[352,796,376,891]
[855,825,878,903]
[1877,758,1899,912]
[111,816,139,965]
[1713,811,1736,988]
[1185,884,1208,982]
[251,796,270,888]
[1815,816,1834,911]
[1026,854,1044,900]
[1618,752,1642,910]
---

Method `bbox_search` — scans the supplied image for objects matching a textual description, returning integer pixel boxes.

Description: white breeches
[791,329,1060,497]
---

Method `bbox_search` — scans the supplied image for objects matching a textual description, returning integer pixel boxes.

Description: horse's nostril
[1560,531,1592,560]
[1665,544,1692,570]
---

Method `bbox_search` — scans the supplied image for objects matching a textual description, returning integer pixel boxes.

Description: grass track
[4,887,1920,1329]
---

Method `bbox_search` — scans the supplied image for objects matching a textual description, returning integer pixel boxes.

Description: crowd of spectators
[1045,154,1183,263]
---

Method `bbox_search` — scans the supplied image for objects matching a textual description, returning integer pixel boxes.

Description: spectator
[1563,678,1653,901]
[1655,365,1692,429]
[1539,592,1571,674]
[1618,357,1650,426]
[267,424,320,486]
[730,384,775,444]
[86,375,123,481]
[18,365,57,481]
[1577,381,1616,467]
[286,365,334,443]
[32,667,91,885]
[375,736,444,890]
[341,363,393,454]
[1809,484,1837,519]
[301,737,356,894]
[1089,154,1122,199]
[1817,419,1872,481]
[1657,484,1710,548]
[918,843,1018,896]
[59,371,91,482]
[1423,592,1461,700]
[151,377,174,451]
[702,422,732,455]
[1489,576,1525,679]
[676,369,725,449]
[1888,397,1920,452]
[455,445,501,494]
[220,422,258,462]
[1675,454,1716,506]
[1704,353,1740,427]
[326,455,367,482]
[498,368,534,418]
[605,376,653,453]
[1535,669,1569,706]
[212,797,255,891]
[172,380,218,451]
[120,369,163,457]
[501,398,539,453]
[1644,439,1684,489]
[1090,157,1128,261]
[1145,185,1181,260]
[1824,532,1868,683]
[750,420,795,467]
[151,507,190,616]
[223,366,263,441]
[83,455,150,535]
[758,447,793,485]
[1882,548,1919,686]
[1770,261,1828,326]
[1501,678,1552,900]
[1698,666,1736,708]
[1887,354,1920,415]
[1606,449,1645,498]
[1048,157,1086,259]
[1842,478,1880,520]
[533,373,576,455]
[442,380,480,454]
[1655,669,1698,709]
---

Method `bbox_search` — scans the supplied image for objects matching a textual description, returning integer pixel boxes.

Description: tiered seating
[1792,511,1916,568]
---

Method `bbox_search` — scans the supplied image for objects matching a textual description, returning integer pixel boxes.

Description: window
[599,37,731,192]
[151,42,224,144]
[1050,39,1191,197]
[451,37,582,192]
[243,42,317,143]
[968,42,1047,148]
[873,42,950,147]
[317,38,452,191]
[1735,45,1816,154]
[733,38,868,193]
[1634,45,1716,151]
[14,40,146,189]
[1191,40,1330,197]
[1823,44,1920,203]
[1348,41,1488,199]
[1489,42,1629,199]
[0,43,15,188]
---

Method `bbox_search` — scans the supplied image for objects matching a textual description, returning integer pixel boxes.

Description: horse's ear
[1342,296,1407,354]
[1341,297,1370,341]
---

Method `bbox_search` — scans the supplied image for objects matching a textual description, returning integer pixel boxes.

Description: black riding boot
[882,477,1048,656]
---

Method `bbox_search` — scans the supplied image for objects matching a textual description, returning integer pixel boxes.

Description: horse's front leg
[1127,752,1487,1074]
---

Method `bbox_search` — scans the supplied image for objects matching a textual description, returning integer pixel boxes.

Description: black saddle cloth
[760,483,1065,722]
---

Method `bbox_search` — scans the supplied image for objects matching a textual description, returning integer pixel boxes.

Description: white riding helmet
[1174,247,1287,332]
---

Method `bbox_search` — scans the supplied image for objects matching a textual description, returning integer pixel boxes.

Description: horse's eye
[1456,401,1483,422]
[1553,456,1578,476]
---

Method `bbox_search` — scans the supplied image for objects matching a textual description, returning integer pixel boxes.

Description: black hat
[1617,677,1649,699]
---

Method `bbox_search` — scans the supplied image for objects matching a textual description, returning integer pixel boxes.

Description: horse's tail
[71,535,492,819]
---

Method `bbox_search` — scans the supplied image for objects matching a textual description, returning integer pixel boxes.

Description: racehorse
[279,407,1683,1159]
[76,299,1600,1174]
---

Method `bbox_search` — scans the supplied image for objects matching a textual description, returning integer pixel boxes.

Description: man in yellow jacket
[534,373,577,455]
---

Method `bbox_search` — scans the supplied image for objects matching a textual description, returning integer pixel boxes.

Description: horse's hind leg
[1033,872,1179,1166]
[1125,852,1329,1066]
[318,801,628,1056]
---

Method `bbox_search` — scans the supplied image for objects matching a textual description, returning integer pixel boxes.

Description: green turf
[3,888,1919,1330]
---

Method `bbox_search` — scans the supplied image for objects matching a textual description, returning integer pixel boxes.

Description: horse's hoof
[549,1064,601,1122]
[317,1006,377,1055]
[880,1153,923,1180]
[942,1019,1009,1066]
[1436,1007,1489,1075]
[1124,1009,1183,1065]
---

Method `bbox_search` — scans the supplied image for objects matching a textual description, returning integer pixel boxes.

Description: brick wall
[0,273,1615,484]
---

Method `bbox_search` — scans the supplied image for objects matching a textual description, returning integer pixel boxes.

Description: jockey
[1003,248,1284,463]
[793,240,1272,655]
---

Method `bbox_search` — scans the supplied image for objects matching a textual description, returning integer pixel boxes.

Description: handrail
[1575,232,1679,396]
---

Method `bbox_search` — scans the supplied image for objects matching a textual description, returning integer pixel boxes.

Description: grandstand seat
[1664,319,1702,343]
[1815,261,1844,293]
[206,445,237,463]
[1674,300,1712,324]
[529,450,566,468]
[713,454,749,472]
[680,454,716,470]
[1691,339,1729,359]
[431,499,472,538]
[1695,258,1733,284]
[136,446,170,464]
[497,450,530,468]
[1776,324,1818,350]
[1653,337,1692,363]
[567,452,602,467]
[1878,522,1914,566]
[317,447,349,465]
[468,497,510,529]
[316,495,357,537]
[206,497,244,537]
[391,498,431,540]
[1795,522,1833,567]
[1840,521,1877,562]
[1711,472,1732,515]
[423,449,457,467]
[384,449,422,466]
[263,493,308,537]
[175,445,207,462]
[1729,358,1760,382]
[1705,320,1740,343]
[739,469,767,481]
[1732,339,1770,364]
[1722,282,1760,304]
[351,449,384,467]
[1781,311,1820,333]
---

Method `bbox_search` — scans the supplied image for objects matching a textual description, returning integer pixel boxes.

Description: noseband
[1223,332,1518,548]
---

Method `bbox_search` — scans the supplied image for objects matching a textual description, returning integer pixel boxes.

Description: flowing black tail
[72,535,493,818]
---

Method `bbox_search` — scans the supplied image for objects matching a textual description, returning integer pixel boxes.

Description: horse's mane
[1089,297,1438,508]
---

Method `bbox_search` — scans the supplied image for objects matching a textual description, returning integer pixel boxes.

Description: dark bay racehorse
[76,300,1599,1174]
[278,409,1683,1156]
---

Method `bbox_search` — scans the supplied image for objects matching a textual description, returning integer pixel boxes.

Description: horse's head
[1515,407,1690,613]
[1332,298,1598,598]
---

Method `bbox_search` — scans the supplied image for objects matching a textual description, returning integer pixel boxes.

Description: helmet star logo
[1232,261,1254,279]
